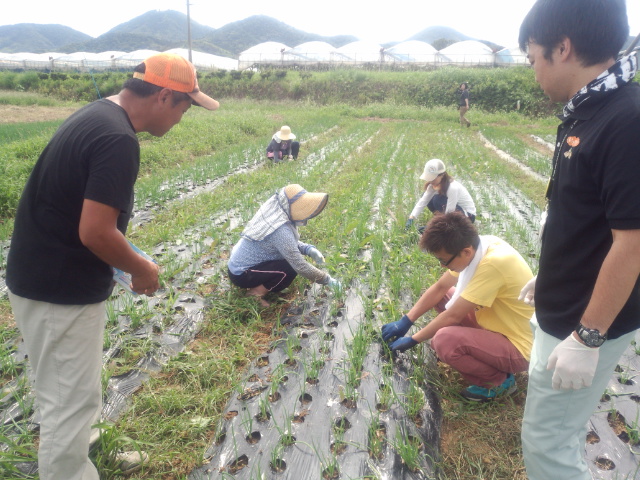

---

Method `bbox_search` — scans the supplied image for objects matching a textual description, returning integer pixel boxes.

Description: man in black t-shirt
[517,2,640,479]
[6,53,218,480]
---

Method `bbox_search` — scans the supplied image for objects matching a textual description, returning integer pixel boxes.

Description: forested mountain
[202,15,357,54]
[0,23,91,53]
[0,10,357,57]
[17,10,640,58]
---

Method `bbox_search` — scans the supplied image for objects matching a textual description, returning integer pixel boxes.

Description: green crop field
[2,97,636,480]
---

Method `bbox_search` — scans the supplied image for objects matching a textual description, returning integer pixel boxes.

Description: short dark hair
[122,62,193,106]
[420,212,479,255]
[518,0,629,66]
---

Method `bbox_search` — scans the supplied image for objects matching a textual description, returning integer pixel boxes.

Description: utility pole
[186,0,193,62]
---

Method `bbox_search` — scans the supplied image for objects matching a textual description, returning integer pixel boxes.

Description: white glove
[327,276,342,291]
[547,334,599,390]
[518,275,537,307]
[307,247,325,264]
[539,210,547,238]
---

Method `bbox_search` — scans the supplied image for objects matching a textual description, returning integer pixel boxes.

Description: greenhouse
[237,42,289,69]
[0,40,532,73]
[0,49,240,72]
[283,41,335,64]
[438,40,495,66]
[495,46,529,65]
[383,40,439,64]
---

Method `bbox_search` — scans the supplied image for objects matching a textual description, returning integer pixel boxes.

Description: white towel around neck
[445,235,499,310]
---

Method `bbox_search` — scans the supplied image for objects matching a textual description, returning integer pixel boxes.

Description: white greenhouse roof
[0,40,529,71]
[334,41,383,63]
[114,49,162,67]
[495,46,528,65]
[439,40,494,65]
[238,42,290,68]
[384,41,438,63]
[164,48,238,71]
[0,49,235,71]
[0,52,62,69]
[284,41,335,62]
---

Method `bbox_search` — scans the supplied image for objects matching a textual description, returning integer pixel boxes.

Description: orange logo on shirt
[567,136,580,147]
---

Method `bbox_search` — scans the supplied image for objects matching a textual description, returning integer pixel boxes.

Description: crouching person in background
[266,125,300,162]
[405,159,476,233]
[383,212,533,402]
[227,184,340,306]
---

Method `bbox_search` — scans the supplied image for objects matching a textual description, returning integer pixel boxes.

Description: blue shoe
[460,374,516,402]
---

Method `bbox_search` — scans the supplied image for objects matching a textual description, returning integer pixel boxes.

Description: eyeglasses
[437,250,459,267]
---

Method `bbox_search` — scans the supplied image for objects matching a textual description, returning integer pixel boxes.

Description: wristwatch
[575,323,607,348]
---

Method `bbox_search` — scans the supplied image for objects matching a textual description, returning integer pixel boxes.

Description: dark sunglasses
[438,250,459,267]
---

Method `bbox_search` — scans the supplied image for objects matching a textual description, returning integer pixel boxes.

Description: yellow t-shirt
[450,239,534,360]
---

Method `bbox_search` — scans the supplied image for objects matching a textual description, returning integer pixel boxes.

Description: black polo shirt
[536,81,640,340]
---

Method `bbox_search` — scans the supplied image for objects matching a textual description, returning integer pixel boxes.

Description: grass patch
[434,364,528,479]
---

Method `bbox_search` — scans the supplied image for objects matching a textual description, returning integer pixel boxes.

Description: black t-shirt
[459,89,469,107]
[536,82,640,339]
[6,99,140,304]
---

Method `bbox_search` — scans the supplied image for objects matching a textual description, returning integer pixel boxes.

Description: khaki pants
[459,106,471,126]
[9,292,104,480]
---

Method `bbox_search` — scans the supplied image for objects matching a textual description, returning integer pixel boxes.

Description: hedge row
[0,66,560,116]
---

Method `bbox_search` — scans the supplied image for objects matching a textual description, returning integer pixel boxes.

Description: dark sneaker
[460,374,516,402]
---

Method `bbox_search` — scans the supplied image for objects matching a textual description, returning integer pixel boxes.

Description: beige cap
[419,159,446,182]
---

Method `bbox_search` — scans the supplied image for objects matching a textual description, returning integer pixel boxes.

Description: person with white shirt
[405,159,476,231]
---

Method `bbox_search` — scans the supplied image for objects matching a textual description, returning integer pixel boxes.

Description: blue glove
[390,336,418,352]
[405,218,414,230]
[307,247,325,264]
[381,315,414,342]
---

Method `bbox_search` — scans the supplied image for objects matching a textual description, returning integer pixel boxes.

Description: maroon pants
[430,288,529,387]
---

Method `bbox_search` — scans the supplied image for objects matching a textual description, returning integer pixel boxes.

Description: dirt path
[0,104,79,123]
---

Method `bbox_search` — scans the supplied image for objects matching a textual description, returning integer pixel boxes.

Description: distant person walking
[266,125,300,162]
[6,53,219,480]
[458,82,471,127]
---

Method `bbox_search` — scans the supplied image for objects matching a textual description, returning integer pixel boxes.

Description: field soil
[0,104,79,123]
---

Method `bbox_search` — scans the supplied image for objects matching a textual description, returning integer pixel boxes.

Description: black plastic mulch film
[585,331,640,479]
[1,236,640,479]
[189,284,441,480]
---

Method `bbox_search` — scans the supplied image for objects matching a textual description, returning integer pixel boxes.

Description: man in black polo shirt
[517,1,640,479]
[6,53,218,479]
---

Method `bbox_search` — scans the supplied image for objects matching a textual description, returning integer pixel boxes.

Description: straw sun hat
[276,125,296,141]
[284,184,328,221]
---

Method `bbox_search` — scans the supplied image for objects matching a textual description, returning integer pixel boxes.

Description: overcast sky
[3,0,640,49]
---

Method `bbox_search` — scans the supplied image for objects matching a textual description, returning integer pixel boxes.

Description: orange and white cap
[133,53,219,110]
